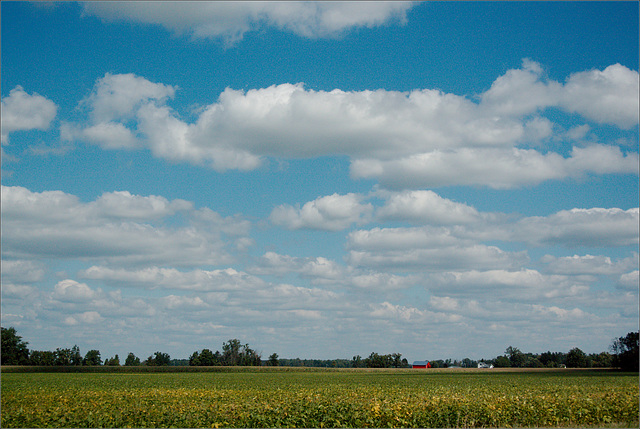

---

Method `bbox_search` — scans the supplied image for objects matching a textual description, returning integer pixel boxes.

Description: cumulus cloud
[52,279,100,302]
[429,269,590,302]
[376,190,481,224]
[617,270,639,291]
[62,63,638,188]
[346,226,529,271]
[1,86,57,143]
[62,121,138,149]
[81,266,265,292]
[270,193,373,231]
[560,64,640,129]
[83,72,176,123]
[1,185,250,266]
[480,58,561,117]
[513,207,639,247]
[82,2,414,44]
[1,259,46,284]
[351,145,638,189]
[540,254,638,275]
[251,252,347,282]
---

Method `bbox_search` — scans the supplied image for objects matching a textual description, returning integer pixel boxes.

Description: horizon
[1,1,638,364]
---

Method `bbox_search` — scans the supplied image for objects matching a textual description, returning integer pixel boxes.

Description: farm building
[477,362,494,369]
[412,361,431,368]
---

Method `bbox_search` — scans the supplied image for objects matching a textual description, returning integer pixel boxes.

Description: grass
[1,368,638,427]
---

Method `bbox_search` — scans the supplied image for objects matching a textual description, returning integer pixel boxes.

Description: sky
[1,1,638,363]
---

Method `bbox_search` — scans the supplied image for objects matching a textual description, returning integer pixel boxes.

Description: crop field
[1,368,638,428]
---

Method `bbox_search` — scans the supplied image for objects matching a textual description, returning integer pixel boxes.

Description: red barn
[412,361,431,368]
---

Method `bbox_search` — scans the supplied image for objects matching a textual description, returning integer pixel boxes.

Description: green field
[1,368,638,428]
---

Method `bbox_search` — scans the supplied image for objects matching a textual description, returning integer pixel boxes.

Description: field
[1,368,638,428]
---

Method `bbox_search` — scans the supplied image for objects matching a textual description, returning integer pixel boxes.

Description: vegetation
[2,369,637,428]
[189,339,261,366]
[2,326,637,371]
[611,331,639,371]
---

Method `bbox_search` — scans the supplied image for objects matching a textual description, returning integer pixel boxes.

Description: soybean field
[1,368,638,428]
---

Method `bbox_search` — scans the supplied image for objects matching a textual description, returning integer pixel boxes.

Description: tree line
[2,326,637,371]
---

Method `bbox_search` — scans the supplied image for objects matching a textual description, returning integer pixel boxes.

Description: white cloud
[1,259,46,284]
[52,279,99,302]
[270,193,373,231]
[83,73,176,123]
[350,272,418,291]
[618,270,639,291]
[351,145,638,190]
[91,191,193,220]
[81,266,265,292]
[1,185,249,267]
[82,2,414,44]
[429,269,590,302]
[560,64,639,129]
[541,254,638,275]
[480,58,561,117]
[1,86,57,143]
[67,121,139,149]
[376,190,480,224]
[346,226,529,271]
[252,252,346,282]
[480,59,639,129]
[513,207,639,247]
[429,296,460,312]
[63,64,638,188]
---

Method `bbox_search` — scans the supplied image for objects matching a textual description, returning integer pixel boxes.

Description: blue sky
[2,1,638,363]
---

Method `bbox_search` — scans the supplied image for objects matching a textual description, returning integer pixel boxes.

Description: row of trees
[189,339,262,366]
[2,327,637,371]
[0,327,172,367]
[485,337,638,371]
[352,352,409,368]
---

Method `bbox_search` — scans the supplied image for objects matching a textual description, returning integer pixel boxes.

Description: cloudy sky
[1,1,638,362]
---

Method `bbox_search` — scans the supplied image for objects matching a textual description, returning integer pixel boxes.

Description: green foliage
[83,350,102,366]
[29,350,56,366]
[124,352,140,366]
[104,355,120,366]
[363,352,408,368]
[493,355,511,368]
[2,370,638,428]
[146,351,171,366]
[1,327,30,365]
[268,353,279,366]
[221,339,261,366]
[566,347,587,368]
[611,332,639,371]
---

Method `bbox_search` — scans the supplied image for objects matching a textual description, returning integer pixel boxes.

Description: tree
[190,349,219,366]
[30,350,56,366]
[352,355,363,368]
[147,351,171,366]
[83,349,102,366]
[539,351,565,368]
[526,358,544,368]
[611,332,639,371]
[54,348,73,365]
[71,345,83,366]
[105,354,120,366]
[493,355,511,368]
[221,339,261,366]
[566,347,587,368]
[268,353,279,366]
[125,352,141,366]
[505,346,526,368]
[222,339,242,366]
[590,352,612,368]
[1,326,30,365]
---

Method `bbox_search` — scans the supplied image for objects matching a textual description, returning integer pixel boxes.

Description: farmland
[1,368,638,428]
